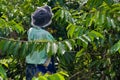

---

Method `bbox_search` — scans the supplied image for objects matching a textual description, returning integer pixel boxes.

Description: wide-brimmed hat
[31,5,53,28]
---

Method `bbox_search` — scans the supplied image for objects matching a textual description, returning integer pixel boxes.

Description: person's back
[26,5,56,80]
[26,27,54,64]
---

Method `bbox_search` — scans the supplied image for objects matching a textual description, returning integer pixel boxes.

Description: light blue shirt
[26,27,54,64]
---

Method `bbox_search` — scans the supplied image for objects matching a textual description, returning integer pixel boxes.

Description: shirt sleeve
[27,28,33,41]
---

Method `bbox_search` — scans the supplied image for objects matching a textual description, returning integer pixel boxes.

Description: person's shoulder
[28,27,41,32]
[41,28,50,34]
[28,27,34,32]
[28,27,38,35]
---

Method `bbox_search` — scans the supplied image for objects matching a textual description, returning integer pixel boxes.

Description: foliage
[32,71,68,80]
[0,65,7,79]
[0,0,120,80]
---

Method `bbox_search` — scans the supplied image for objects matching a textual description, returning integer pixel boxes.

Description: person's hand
[43,58,51,68]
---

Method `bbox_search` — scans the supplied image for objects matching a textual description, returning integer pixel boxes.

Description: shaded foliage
[0,0,120,80]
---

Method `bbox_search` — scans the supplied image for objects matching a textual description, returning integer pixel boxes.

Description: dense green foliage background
[0,0,120,80]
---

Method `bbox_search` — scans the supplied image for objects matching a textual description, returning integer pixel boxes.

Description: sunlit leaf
[67,24,76,38]
[32,76,47,80]
[54,9,61,21]
[61,10,64,19]
[110,40,120,54]
[46,42,51,54]
[110,7,120,13]
[0,65,7,79]
[89,30,104,39]
[82,34,91,42]
[48,73,65,80]
[69,39,76,49]
[64,40,72,51]
[111,19,116,28]
[51,42,58,55]
[76,48,85,58]
[59,71,69,77]
[58,42,66,55]
[107,17,112,27]
[78,36,88,46]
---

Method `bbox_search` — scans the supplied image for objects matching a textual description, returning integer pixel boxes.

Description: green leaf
[46,42,51,54]
[0,40,6,55]
[95,11,100,24]
[78,36,88,47]
[56,73,65,80]
[88,14,94,27]
[87,0,103,8]
[47,74,58,80]
[7,41,16,55]
[48,73,65,80]
[64,10,73,23]
[110,7,120,13]
[37,42,46,52]
[0,40,5,49]
[66,23,72,30]
[0,65,7,79]
[20,42,28,57]
[87,0,96,8]
[64,40,72,51]
[96,11,106,25]
[89,30,104,39]
[95,0,103,8]
[2,40,11,54]
[51,42,58,55]
[13,41,21,56]
[67,24,76,38]
[46,42,58,56]
[104,0,114,6]
[32,76,48,80]
[107,17,112,27]
[110,19,116,28]
[54,9,61,21]
[100,13,105,24]
[64,52,73,64]
[69,39,76,49]
[32,77,39,80]
[58,42,66,55]
[76,48,85,58]
[59,71,69,77]
[82,34,91,42]
[61,10,64,20]
[29,42,36,55]
[110,40,120,54]
[38,76,48,80]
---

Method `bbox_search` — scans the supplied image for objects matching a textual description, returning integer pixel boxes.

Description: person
[26,5,56,80]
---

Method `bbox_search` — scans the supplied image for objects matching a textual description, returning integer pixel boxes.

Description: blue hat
[31,5,53,28]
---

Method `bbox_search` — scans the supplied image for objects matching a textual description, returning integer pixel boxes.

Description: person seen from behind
[26,5,56,80]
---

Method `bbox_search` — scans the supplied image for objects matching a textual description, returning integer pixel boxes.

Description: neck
[31,20,52,28]
[31,23,41,29]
